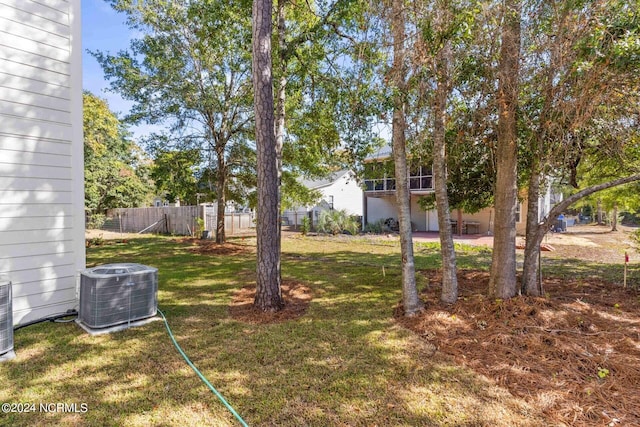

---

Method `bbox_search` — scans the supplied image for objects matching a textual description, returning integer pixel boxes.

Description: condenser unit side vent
[78,263,158,330]
[0,277,14,360]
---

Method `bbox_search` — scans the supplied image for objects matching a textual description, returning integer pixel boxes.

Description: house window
[515,203,521,223]
[363,160,433,192]
[409,164,433,191]
[364,161,396,192]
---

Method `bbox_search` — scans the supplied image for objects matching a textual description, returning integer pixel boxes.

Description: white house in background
[0,0,84,325]
[363,149,557,235]
[282,170,363,227]
[152,195,180,207]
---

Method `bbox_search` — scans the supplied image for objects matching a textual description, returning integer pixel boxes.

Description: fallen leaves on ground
[396,269,640,427]
[179,239,253,256]
[229,281,313,323]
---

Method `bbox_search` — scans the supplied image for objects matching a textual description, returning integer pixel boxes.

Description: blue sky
[82,0,130,113]
[82,0,156,140]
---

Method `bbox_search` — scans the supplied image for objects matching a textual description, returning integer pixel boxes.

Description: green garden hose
[158,309,249,427]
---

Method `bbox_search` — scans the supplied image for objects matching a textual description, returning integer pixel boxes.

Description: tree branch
[539,173,640,232]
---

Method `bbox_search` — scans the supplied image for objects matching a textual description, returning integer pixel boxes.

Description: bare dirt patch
[85,229,147,240]
[396,269,640,427]
[532,224,638,264]
[178,238,254,256]
[229,281,313,323]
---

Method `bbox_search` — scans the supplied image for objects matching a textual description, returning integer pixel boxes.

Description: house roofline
[299,169,353,190]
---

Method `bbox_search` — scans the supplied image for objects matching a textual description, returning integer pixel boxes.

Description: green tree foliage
[574,126,640,229]
[94,0,254,243]
[83,91,153,215]
[149,148,200,205]
[520,0,640,295]
[95,0,383,240]
[274,0,389,209]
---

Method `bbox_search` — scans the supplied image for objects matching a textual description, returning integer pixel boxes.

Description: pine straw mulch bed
[396,269,640,427]
[229,280,313,323]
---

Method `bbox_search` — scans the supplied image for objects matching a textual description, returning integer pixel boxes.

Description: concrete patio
[412,231,495,247]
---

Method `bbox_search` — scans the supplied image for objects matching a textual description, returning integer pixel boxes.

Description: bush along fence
[88,206,254,237]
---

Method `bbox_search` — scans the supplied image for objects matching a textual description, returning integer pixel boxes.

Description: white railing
[364,175,433,192]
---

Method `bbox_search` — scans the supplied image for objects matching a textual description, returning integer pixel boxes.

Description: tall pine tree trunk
[433,29,457,305]
[612,203,618,231]
[275,0,287,251]
[391,0,423,316]
[253,0,283,311]
[489,0,521,299]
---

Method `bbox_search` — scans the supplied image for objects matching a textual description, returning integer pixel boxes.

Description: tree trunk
[522,168,543,295]
[253,0,283,311]
[215,152,226,244]
[489,0,521,299]
[611,203,618,231]
[433,31,457,305]
[275,0,287,254]
[522,174,640,294]
[597,198,603,224]
[391,0,423,316]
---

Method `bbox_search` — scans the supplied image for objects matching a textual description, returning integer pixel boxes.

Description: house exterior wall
[457,208,494,235]
[282,171,363,227]
[364,195,432,231]
[0,0,84,325]
[410,196,427,231]
[365,195,397,225]
[365,197,527,235]
[320,172,363,216]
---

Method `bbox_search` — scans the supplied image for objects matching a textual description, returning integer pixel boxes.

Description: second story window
[409,164,433,191]
[364,161,395,192]
[364,159,433,192]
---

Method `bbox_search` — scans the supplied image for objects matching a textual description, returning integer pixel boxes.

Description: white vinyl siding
[320,173,363,217]
[0,0,84,325]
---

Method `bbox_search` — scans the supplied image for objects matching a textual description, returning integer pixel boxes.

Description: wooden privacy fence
[203,206,254,236]
[106,206,202,235]
[101,206,255,237]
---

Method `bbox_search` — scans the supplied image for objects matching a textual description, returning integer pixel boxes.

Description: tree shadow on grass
[1,237,551,426]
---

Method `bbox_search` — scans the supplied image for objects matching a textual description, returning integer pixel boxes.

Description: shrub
[195,217,205,237]
[300,216,311,235]
[87,213,106,229]
[317,209,360,235]
[363,219,385,234]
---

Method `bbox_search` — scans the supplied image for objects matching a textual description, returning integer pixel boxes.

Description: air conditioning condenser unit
[78,263,158,331]
[0,277,14,361]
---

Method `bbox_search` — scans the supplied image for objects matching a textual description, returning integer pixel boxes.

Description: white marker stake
[624,252,629,288]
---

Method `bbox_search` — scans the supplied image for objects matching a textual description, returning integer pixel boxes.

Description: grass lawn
[1,233,630,426]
